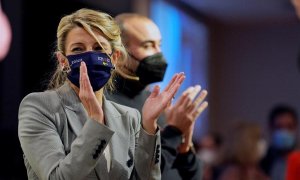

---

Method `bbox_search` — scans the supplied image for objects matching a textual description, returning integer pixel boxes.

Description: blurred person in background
[291,0,300,18]
[282,2,300,180]
[105,13,208,179]
[260,105,298,180]
[278,2,300,179]
[196,133,222,180]
[218,122,268,180]
[285,151,300,180]
[0,1,12,61]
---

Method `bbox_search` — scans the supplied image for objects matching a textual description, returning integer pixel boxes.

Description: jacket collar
[56,82,130,179]
[56,82,82,112]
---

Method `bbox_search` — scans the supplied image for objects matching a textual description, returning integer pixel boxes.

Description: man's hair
[268,104,298,128]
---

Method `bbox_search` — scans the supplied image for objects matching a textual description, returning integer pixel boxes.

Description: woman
[18,9,184,180]
[218,122,269,180]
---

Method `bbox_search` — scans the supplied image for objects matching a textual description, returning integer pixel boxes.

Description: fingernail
[194,85,201,90]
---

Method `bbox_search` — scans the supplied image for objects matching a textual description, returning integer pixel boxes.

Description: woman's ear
[56,52,69,67]
[111,50,121,65]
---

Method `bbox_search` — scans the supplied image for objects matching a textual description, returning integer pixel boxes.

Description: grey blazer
[18,83,161,180]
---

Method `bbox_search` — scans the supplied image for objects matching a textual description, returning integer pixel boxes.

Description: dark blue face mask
[66,51,114,91]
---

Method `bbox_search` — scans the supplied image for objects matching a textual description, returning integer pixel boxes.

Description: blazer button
[95,148,101,155]
[97,144,104,150]
[156,154,160,160]
[93,154,98,159]
[127,159,133,167]
[100,140,106,145]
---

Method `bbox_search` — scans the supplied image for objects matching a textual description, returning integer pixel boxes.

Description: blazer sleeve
[132,109,161,180]
[18,93,114,180]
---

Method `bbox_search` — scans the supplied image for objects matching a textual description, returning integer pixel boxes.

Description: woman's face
[65,26,112,56]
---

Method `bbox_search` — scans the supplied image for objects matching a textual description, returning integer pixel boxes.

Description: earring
[61,65,71,73]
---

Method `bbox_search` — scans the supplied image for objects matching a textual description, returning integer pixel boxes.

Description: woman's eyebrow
[69,42,83,47]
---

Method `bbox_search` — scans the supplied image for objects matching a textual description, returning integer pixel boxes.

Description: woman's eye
[94,46,104,51]
[71,47,83,52]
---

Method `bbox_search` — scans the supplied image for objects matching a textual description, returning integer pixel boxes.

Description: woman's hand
[142,73,185,134]
[79,62,104,124]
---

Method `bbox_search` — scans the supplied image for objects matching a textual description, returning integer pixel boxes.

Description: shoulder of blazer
[105,99,141,128]
[19,90,61,117]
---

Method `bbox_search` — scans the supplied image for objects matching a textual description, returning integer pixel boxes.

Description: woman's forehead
[66,27,111,48]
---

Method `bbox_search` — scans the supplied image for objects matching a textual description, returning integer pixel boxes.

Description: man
[105,14,207,179]
[260,105,298,180]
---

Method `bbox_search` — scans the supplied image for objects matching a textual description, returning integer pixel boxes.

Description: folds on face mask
[133,53,168,86]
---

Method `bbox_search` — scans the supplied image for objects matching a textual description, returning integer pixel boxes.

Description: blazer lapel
[103,98,131,179]
[92,97,127,180]
[56,83,130,179]
[56,82,85,137]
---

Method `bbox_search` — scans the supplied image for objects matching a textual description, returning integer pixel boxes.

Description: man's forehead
[125,18,161,43]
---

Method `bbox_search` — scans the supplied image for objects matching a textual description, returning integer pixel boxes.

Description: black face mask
[114,75,147,97]
[131,53,168,85]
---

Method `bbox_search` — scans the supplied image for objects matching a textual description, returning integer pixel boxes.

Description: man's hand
[166,85,208,152]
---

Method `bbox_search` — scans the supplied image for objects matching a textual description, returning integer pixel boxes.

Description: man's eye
[143,44,153,49]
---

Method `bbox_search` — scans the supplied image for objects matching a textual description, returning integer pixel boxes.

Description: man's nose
[154,44,161,53]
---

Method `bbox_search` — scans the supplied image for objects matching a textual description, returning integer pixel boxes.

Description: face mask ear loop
[108,51,116,70]
[98,41,112,59]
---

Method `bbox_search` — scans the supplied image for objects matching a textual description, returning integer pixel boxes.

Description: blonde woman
[18,9,184,180]
[218,122,269,180]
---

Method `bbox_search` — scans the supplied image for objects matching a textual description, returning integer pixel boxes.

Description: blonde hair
[220,122,262,165]
[48,8,128,90]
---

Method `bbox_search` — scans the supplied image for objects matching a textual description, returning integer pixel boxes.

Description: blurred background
[1,0,300,179]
